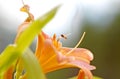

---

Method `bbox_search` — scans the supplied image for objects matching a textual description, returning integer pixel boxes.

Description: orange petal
[77,70,85,79]
[3,66,14,79]
[15,22,30,42]
[41,31,51,39]
[35,35,59,73]
[81,68,93,79]
[56,49,96,79]
[35,33,44,58]
[35,31,58,61]
[60,47,94,63]
[67,60,96,70]
[56,51,96,70]
[35,34,73,73]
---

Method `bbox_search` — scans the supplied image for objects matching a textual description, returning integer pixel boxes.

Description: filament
[65,32,86,55]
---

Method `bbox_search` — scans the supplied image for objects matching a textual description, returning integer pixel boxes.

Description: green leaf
[0,44,18,73]
[0,5,60,76]
[21,48,46,79]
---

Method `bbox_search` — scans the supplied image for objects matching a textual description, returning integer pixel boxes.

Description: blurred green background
[0,0,120,79]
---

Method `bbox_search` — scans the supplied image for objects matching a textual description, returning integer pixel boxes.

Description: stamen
[53,34,57,41]
[42,32,85,66]
[65,32,86,55]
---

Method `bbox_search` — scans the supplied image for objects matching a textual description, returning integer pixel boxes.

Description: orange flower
[4,3,95,79]
[35,31,96,79]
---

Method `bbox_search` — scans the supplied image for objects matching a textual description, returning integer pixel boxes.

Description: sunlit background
[0,0,120,79]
